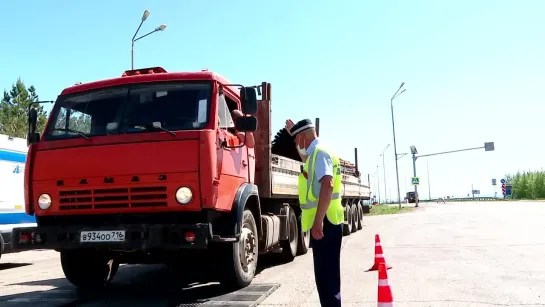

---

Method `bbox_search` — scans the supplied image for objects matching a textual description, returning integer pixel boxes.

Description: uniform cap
[289,119,314,137]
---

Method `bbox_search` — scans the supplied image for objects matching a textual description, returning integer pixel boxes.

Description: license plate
[80,230,126,243]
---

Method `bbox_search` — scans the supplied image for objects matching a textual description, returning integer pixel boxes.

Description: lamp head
[142,10,150,21]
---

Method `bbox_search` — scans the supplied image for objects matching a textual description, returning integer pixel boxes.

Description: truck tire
[0,234,4,261]
[60,250,118,289]
[350,204,358,233]
[297,215,310,255]
[281,208,299,262]
[218,209,258,290]
[343,205,352,236]
[356,202,363,230]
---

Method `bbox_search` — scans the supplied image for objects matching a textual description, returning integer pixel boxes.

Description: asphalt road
[1,201,545,306]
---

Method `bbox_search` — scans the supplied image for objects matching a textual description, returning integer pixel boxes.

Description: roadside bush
[504,171,545,199]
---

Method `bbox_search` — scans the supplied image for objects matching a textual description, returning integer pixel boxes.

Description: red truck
[14,67,371,289]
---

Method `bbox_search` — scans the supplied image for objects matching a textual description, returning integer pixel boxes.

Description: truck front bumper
[11,223,209,251]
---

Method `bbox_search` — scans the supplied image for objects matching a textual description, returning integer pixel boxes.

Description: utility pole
[427,159,431,201]
[411,150,419,207]
[380,144,390,204]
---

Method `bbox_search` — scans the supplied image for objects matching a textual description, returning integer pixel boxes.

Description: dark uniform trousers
[311,217,343,307]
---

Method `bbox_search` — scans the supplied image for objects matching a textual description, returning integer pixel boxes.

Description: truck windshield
[43,81,212,141]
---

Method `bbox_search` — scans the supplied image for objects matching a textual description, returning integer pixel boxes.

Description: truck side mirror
[240,87,258,115]
[27,107,39,145]
[235,116,258,132]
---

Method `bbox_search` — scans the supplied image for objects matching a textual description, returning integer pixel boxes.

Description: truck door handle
[242,160,247,167]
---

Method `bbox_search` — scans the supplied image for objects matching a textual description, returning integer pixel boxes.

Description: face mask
[296,136,307,156]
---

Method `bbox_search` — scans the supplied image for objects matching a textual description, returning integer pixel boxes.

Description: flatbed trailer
[255,85,371,238]
[12,70,371,290]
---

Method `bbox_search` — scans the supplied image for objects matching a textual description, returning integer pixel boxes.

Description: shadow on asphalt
[1,254,286,306]
[0,263,32,271]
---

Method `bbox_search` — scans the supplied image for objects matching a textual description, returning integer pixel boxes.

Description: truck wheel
[356,202,363,230]
[297,215,310,255]
[218,209,258,289]
[281,208,298,262]
[343,205,352,236]
[60,250,118,289]
[350,204,358,233]
[0,234,4,260]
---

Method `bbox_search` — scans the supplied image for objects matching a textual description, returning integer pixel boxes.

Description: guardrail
[420,197,504,202]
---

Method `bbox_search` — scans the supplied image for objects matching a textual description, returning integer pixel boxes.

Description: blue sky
[1,0,544,200]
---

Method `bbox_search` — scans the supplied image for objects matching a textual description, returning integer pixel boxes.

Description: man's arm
[314,152,334,223]
[236,132,256,148]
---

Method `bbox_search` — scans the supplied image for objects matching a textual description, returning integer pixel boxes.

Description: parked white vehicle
[0,134,36,260]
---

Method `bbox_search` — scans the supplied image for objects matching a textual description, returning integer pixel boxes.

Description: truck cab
[15,67,262,288]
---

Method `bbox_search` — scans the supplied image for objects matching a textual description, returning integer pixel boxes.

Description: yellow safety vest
[298,146,344,232]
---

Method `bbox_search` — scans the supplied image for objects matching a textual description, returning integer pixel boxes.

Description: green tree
[0,78,48,138]
[53,108,92,134]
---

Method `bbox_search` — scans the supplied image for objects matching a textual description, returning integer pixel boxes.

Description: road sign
[500,178,506,184]
[502,184,506,196]
[411,177,420,185]
[472,190,480,195]
[492,179,497,186]
[484,142,495,151]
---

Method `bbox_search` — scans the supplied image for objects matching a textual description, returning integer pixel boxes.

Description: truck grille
[58,186,168,210]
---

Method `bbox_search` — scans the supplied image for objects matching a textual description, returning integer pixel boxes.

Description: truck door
[215,94,248,210]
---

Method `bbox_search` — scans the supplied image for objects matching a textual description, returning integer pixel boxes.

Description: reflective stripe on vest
[298,163,308,205]
[301,147,342,210]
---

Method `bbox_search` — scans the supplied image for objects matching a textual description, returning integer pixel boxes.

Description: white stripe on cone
[375,242,381,246]
[375,254,384,258]
[378,279,389,286]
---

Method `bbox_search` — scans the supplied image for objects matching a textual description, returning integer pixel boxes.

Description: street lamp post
[376,164,381,204]
[427,158,431,201]
[380,144,390,204]
[390,82,406,209]
[131,9,167,69]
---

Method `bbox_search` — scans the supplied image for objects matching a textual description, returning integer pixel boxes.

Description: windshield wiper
[52,128,91,141]
[133,123,176,136]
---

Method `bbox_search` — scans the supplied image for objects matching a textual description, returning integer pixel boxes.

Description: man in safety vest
[285,118,344,307]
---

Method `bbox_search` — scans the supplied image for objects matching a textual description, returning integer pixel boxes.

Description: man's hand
[311,218,324,240]
[285,119,295,135]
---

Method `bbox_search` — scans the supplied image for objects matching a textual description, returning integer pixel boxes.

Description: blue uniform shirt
[306,138,334,198]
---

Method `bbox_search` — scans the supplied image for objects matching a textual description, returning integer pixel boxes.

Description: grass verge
[368,205,414,216]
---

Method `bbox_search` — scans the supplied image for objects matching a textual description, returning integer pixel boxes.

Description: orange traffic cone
[377,262,394,306]
[366,234,392,272]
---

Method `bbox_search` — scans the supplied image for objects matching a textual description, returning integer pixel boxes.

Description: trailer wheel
[350,204,358,233]
[60,250,118,289]
[343,205,352,236]
[356,202,363,230]
[281,208,299,262]
[218,209,258,289]
[296,214,310,255]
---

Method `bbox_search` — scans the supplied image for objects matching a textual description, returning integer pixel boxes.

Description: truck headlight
[175,187,193,205]
[37,194,52,210]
